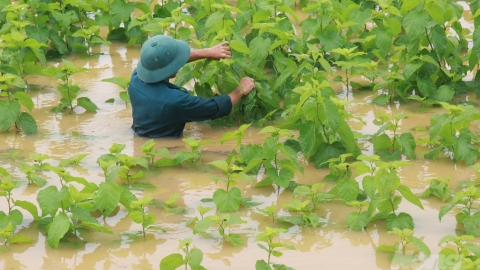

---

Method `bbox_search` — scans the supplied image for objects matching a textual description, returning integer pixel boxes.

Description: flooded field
[1,1,480,270]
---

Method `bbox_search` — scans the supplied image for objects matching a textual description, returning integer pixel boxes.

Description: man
[128,35,255,138]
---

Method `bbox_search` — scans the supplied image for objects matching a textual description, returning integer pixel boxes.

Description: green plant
[255,227,295,270]
[371,112,416,161]
[419,102,480,166]
[159,238,206,270]
[102,76,131,104]
[341,155,424,231]
[257,204,276,223]
[127,197,166,239]
[208,157,256,212]
[71,25,111,55]
[282,81,361,168]
[0,168,38,245]
[193,210,246,246]
[249,126,303,190]
[437,235,480,270]
[376,228,431,266]
[155,193,186,214]
[0,73,37,134]
[97,143,150,186]
[421,175,453,202]
[18,162,47,187]
[36,182,113,248]
[330,46,368,91]
[43,59,98,113]
[439,183,480,236]
[182,137,215,164]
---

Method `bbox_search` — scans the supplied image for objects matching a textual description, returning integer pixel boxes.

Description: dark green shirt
[129,70,232,137]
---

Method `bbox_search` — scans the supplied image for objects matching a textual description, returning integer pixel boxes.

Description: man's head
[136,35,190,83]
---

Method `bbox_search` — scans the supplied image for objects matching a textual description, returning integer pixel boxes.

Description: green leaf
[273,67,294,90]
[337,178,359,202]
[375,168,399,198]
[386,212,414,231]
[213,187,242,212]
[463,213,480,236]
[0,100,20,132]
[255,260,270,270]
[416,77,436,98]
[37,185,60,216]
[435,85,454,102]
[453,133,478,166]
[249,36,271,67]
[7,235,32,244]
[80,221,113,234]
[77,97,98,112]
[402,9,429,36]
[313,142,347,168]
[14,92,34,111]
[9,210,23,227]
[362,175,376,198]
[372,94,391,106]
[186,248,203,268]
[346,211,370,231]
[47,212,70,248]
[395,133,416,159]
[110,0,135,28]
[160,253,184,270]
[266,168,293,189]
[14,200,40,221]
[225,233,244,246]
[407,235,431,257]
[230,40,252,54]
[396,184,423,209]
[17,112,37,134]
[426,1,445,25]
[376,244,397,253]
[337,118,358,156]
[430,24,447,59]
[102,77,129,90]
[94,182,121,217]
[209,160,229,173]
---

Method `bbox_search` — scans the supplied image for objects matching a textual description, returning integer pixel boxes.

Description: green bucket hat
[136,35,190,83]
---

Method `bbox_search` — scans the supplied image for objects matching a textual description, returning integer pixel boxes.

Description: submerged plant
[0,73,37,134]
[159,238,205,270]
[371,112,416,161]
[102,76,131,104]
[127,197,166,239]
[437,235,480,270]
[43,59,98,113]
[0,168,38,245]
[376,228,431,266]
[255,227,295,270]
[193,210,246,246]
[439,183,480,236]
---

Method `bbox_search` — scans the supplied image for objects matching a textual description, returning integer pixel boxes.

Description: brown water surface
[1,3,480,270]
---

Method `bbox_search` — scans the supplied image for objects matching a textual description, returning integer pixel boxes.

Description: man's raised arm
[188,41,231,62]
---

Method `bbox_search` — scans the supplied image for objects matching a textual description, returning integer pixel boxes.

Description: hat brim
[136,39,190,83]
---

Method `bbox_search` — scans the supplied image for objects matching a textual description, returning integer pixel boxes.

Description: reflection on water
[2,5,480,270]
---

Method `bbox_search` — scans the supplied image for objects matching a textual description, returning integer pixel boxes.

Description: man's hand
[188,41,231,62]
[228,77,255,106]
[207,41,231,60]
[238,77,255,95]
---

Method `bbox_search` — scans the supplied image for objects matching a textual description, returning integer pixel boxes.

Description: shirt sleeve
[173,93,232,122]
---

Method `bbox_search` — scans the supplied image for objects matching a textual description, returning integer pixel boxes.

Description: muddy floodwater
[2,4,480,270]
